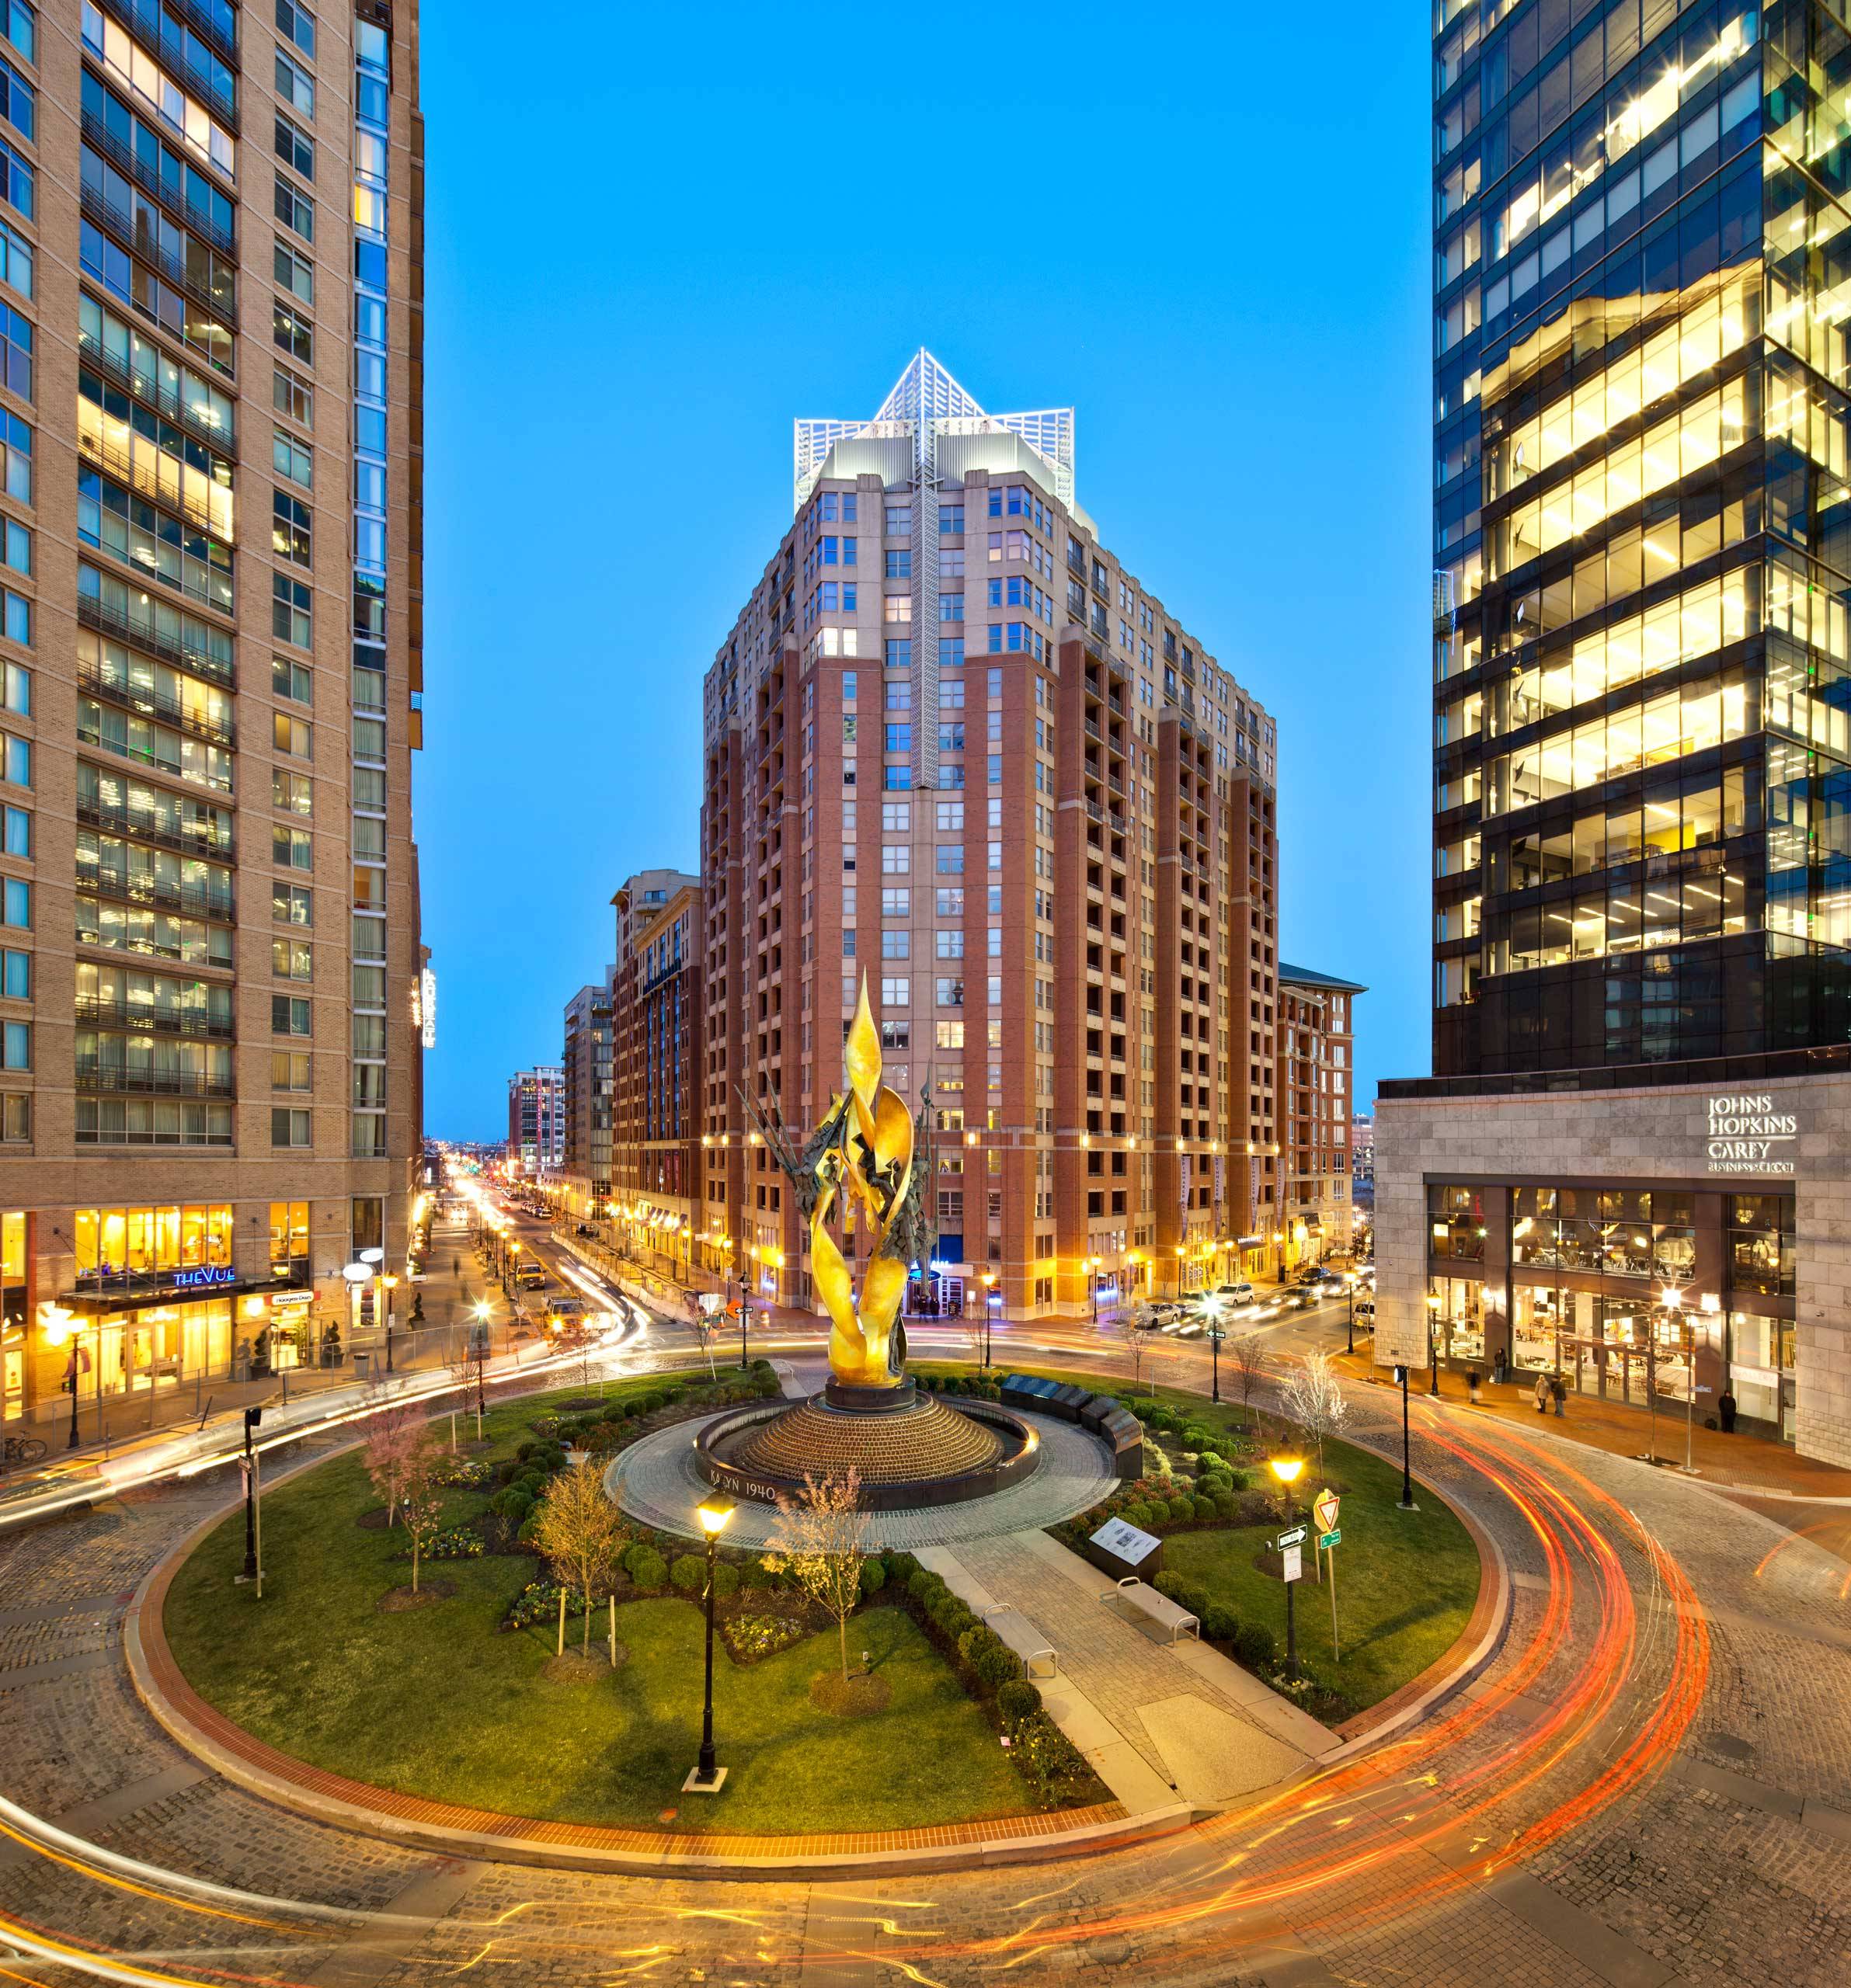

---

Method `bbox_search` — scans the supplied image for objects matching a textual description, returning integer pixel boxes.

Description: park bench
[1101,1575,1199,1644]
[979,1600,1059,1677]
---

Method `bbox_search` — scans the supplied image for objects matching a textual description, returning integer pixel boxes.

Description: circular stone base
[608,1408,1117,1549]
[726,1389,1009,1496]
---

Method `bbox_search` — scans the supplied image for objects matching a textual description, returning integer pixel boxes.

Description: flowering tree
[1280,1349,1350,1467]
[362,1405,424,1526]
[532,1456,627,1655]
[398,1432,444,1594]
[762,1467,869,1681]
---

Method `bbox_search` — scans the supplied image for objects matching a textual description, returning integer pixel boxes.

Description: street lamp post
[1087,1256,1100,1325]
[981,1272,997,1367]
[1346,1277,1356,1357]
[1205,1295,1226,1404]
[1395,1357,1417,1510]
[238,1404,263,1582]
[1427,1292,1442,1396]
[687,1495,735,1792]
[1268,1453,1305,1677]
[383,1274,399,1372]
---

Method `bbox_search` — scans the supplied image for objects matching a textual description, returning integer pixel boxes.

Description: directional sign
[1313,1489,1340,1535]
[1282,1545,1303,1583]
[1319,1528,1341,1550]
[1275,1524,1307,1549]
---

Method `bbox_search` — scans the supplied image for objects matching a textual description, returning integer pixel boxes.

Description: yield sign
[1313,1489,1341,1536]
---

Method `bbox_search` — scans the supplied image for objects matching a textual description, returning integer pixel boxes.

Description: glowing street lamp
[1268,1453,1306,1676]
[687,1496,736,1792]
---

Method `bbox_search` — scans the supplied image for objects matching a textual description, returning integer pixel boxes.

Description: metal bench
[979,1600,1059,1677]
[1101,1575,1199,1644]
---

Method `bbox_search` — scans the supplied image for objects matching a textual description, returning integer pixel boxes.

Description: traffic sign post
[1311,1486,1343,1663]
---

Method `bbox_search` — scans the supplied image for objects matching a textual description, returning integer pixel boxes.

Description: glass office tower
[1432,0,1851,1079]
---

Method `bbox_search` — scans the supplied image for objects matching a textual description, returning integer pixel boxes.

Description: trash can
[353,1351,371,1382]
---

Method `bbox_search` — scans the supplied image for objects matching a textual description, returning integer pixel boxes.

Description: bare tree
[1230,1332,1268,1419]
[762,1467,869,1681]
[1280,1348,1350,1468]
[691,1309,719,1380]
[532,1456,628,1656]
[398,1432,444,1594]
[362,1404,424,1526]
[958,1316,991,1374]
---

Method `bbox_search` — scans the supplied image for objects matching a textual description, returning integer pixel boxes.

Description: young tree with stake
[398,1430,445,1594]
[761,1467,869,1683]
[1280,1348,1350,1468]
[361,1404,423,1526]
[532,1456,628,1656]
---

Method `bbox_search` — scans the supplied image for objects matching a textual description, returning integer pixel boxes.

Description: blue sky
[418,2,1432,1138]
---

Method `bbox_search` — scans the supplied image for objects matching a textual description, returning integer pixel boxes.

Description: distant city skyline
[416,0,1428,1137]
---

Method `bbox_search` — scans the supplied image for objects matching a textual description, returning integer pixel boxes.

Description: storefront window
[1511,1284,1560,1371]
[1431,1274,1484,1363]
[1727,1195,1795,1296]
[1426,1183,1485,1262]
[269,1200,309,1277]
[75,1204,231,1284]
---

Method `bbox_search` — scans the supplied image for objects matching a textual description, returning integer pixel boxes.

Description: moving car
[515,1260,545,1290]
[1212,1280,1258,1307]
[1353,1296,1376,1323]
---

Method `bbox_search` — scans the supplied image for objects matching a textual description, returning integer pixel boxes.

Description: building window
[276,47,315,118]
[271,994,310,1035]
[274,172,314,241]
[271,1107,311,1147]
[273,573,311,646]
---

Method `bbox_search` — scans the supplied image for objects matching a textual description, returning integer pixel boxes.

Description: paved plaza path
[2,1353,1850,1986]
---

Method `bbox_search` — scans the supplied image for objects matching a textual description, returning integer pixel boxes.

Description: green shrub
[1153,1571,1209,1616]
[907,1569,947,1605]
[670,1555,706,1594]
[886,1551,921,1585]
[490,1487,532,1525]
[515,1439,540,1461]
[996,1678,1042,1726]
[858,1558,887,1597]
[1195,1450,1226,1474]
[754,1373,781,1398]
[663,1385,685,1405]
[627,1548,667,1592]
[972,1642,1020,1691]
[1146,1499,1171,1527]
[1202,1601,1240,1642]
[738,1558,771,1591]
[710,1562,740,1600]
[1192,1495,1216,1523]
[931,1594,976,1641]
[1213,1490,1239,1520]
[517,1511,542,1546]
[1009,1712,1097,1809]
[958,1624,1005,1667]
[1233,1621,1277,1670]
[1122,1501,1151,1528]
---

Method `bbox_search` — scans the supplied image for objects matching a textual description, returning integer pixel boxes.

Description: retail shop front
[1425,1177,1794,1437]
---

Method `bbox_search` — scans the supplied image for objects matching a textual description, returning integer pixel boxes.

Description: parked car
[1212,1280,1258,1307]
[1353,1297,1376,1323]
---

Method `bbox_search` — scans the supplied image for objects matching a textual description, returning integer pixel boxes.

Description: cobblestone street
[1,1361,1846,1986]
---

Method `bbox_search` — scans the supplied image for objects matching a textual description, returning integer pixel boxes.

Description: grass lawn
[162,1378,1027,1834]
[913,1359,1482,1712]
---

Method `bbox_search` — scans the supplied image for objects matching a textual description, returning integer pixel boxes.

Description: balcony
[81,110,237,255]
[77,794,232,862]
[78,656,235,747]
[75,993,233,1038]
[92,0,239,130]
[75,1060,235,1097]
[77,591,235,686]
[78,179,237,328]
[78,867,235,921]
[78,318,235,453]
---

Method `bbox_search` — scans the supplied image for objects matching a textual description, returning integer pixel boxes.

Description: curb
[124,1483,1197,1880]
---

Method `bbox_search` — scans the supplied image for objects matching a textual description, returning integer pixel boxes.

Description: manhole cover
[1710,1733,1755,1761]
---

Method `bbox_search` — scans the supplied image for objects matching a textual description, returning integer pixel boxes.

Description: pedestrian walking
[1718,1387,1738,1434]
[1533,1372,1550,1414]
[1550,1375,1567,1417]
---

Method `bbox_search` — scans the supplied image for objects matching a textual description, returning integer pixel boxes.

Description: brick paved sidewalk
[1333,1349,1851,1500]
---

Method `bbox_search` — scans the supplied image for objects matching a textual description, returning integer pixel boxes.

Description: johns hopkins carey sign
[1703,1093,1799,1176]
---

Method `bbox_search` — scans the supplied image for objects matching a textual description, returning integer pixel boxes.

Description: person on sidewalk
[1550,1375,1567,1417]
[1718,1387,1738,1434]
[1533,1372,1550,1415]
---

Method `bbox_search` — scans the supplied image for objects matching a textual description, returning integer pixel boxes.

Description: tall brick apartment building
[698,353,1281,1322]
[1,5,426,1430]
[608,868,701,1283]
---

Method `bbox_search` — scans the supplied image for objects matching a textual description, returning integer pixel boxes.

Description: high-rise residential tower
[559,974,614,1216]
[1382,0,1851,1460]
[698,352,1280,1322]
[0,2,426,1431]
[506,1066,562,1176]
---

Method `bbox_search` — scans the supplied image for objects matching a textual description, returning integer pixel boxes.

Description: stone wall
[1374,1072,1851,1468]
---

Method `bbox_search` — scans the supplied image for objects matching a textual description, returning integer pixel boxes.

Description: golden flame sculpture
[813,977,915,1387]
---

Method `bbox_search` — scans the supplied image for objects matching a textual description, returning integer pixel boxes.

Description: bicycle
[1,1433,47,1468]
